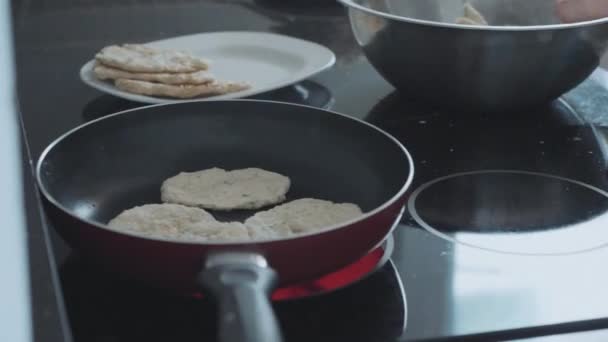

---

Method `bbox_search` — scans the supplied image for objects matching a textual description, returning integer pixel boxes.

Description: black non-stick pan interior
[38,100,410,226]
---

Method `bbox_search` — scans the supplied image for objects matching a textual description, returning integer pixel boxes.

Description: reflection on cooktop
[277,261,407,342]
[366,91,608,257]
[249,80,333,108]
[81,80,333,122]
[366,94,608,188]
[408,170,608,255]
[59,254,406,342]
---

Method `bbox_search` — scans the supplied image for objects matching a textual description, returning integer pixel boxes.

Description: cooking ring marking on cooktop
[407,170,608,255]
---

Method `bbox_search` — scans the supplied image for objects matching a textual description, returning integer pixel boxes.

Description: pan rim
[337,0,608,32]
[35,99,414,246]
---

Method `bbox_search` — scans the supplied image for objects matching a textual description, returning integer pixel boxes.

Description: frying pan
[35,100,414,342]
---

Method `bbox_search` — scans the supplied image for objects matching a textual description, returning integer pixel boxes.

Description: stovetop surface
[13,0,608,341]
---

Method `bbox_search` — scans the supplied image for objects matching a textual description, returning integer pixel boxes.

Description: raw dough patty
[114,78,250,99]
[95,44,209,73]
[107,203,249,241]
[161,167,291,210]
[244,198,363,238]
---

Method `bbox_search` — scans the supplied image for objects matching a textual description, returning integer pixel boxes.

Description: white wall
[0,0,33,341]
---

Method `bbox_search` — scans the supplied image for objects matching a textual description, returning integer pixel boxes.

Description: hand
[556,0,608,23]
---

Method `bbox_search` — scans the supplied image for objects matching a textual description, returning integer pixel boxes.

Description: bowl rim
[337,0,608,31]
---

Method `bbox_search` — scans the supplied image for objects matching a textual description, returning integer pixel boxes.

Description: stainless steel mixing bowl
[338,0,608,112]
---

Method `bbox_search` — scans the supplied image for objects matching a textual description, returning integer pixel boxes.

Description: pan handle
[198,252,283,342]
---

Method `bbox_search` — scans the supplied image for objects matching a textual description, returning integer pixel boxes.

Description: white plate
[80,31,336,104]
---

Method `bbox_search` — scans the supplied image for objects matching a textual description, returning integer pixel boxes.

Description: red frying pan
[35,100,414,342]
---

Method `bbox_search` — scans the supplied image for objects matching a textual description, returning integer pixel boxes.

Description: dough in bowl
[456,2,489,25]
[161,167,291,210]
[244,198,363,238]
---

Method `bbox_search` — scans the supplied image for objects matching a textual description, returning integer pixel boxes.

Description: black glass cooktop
[13,0,608,341]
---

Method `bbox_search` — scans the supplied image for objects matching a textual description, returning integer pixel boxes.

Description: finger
[556,0,608,22]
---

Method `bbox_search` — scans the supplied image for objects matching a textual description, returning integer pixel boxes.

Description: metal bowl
[338,0,608,112]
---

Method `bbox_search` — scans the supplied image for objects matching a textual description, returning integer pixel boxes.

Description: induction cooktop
[14,0,608,340]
